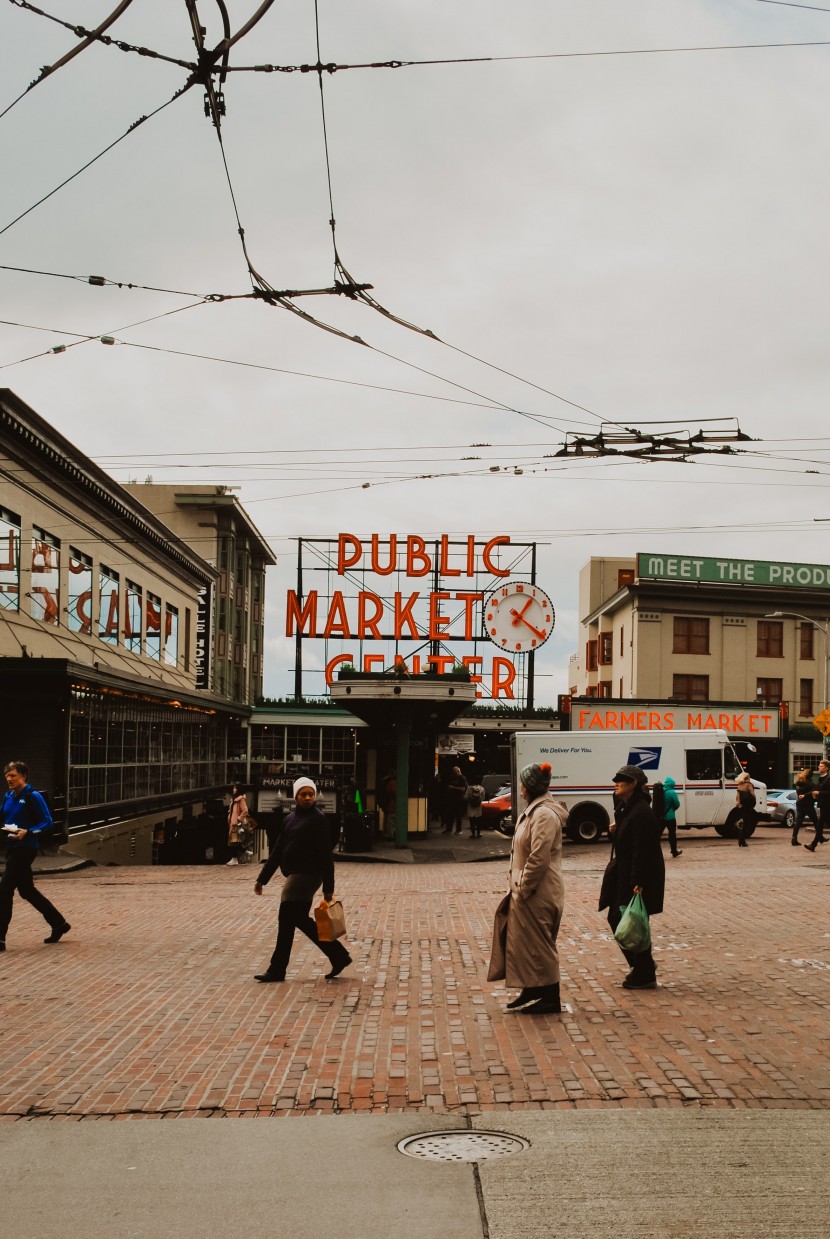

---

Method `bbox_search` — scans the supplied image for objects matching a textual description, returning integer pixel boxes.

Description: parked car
[762,788,798,829]
[481,785,511,830]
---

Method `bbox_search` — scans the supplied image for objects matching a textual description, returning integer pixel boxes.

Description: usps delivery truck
[510,729,766,844]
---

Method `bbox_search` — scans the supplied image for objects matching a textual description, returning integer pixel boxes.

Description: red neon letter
[491,657,516,699]
[337,534,363,574]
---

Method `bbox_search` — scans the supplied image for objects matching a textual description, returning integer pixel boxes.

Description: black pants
[266,897,350,979]
[793,799,816,841]
[664,817,679,855]
[607,903,656,982]
[0,848,65,939]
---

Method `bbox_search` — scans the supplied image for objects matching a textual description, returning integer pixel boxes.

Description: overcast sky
[1,1,828,703]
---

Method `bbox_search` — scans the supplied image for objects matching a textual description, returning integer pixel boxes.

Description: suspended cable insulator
[100,336,115,345]
[50,344,66,354]
[88,275,106,286]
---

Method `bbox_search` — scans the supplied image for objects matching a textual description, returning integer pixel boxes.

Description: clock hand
[510,608,547,640]
[510,598,533,626]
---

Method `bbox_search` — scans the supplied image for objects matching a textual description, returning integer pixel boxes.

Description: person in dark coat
[599,764,665,990]
[253,776,351,983]
[806,757,830,851]
[792,768,816,847]
[443,766,468,835]
[735,772,757,848]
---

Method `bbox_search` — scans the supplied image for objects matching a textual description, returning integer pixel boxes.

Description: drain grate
[397,1129,529,1162]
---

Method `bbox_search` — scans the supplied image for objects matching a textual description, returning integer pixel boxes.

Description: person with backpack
[466,779,486,838]
[0,760,70,951]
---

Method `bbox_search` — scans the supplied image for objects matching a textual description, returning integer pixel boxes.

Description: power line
[0,85,190,239]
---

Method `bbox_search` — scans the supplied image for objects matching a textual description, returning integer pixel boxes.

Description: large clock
[484,581,555,653]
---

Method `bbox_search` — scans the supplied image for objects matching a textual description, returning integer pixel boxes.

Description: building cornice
[0,390,216,587]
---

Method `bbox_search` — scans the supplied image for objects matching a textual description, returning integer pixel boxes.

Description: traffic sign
[812,709,830,736]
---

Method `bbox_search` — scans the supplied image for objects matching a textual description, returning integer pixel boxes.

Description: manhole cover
[397,1130,529,1162]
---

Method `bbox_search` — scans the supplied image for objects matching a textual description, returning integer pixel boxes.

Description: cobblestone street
[1,830,828,1121]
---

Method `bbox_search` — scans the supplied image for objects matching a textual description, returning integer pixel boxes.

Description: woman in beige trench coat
[487,761,565,1014]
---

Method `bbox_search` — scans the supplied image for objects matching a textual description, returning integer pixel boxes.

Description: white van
[511,729,767,844]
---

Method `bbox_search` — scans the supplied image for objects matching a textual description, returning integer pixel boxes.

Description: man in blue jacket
[0,760,70,951]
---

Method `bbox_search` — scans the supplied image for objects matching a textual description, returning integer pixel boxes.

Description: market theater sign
[285,533,548,699]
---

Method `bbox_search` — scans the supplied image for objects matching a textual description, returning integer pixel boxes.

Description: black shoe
[326,953,353,980]
[738,840,748,848]
[441,828,451,834]
[254,972,284,982]
[44,922,71,944]
[805,844,817,852]
[671,849,682,857]
[521,998,562,1014]
[791,839,799,846]
[622,975,657,989]
[506,988,540,1010]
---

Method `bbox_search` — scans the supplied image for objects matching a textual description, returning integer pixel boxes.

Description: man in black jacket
[253,777,351,983]
[599,765,665,990]
[806,758,830,851]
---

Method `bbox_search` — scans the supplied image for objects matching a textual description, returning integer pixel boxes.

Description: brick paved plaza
[1,830,828,1121]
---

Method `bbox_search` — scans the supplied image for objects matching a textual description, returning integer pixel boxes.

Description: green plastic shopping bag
[614,891,651,953]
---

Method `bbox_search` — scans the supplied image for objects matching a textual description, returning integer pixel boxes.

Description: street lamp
[765,611,830,738]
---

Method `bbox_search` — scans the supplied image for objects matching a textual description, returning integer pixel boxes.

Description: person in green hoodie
[653,776,682,858]
[663,776,682,858]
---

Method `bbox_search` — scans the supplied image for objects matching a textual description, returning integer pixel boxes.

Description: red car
[481,785,512,831]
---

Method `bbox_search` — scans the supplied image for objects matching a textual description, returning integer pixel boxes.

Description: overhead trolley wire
[0,84,191,239]
[222,39,830,76]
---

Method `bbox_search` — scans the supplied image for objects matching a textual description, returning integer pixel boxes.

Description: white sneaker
[226,858,239,865]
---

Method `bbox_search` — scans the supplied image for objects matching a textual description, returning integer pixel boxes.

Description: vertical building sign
[195,581,213,690]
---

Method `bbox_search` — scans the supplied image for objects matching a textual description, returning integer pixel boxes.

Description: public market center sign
[285,533,548,699]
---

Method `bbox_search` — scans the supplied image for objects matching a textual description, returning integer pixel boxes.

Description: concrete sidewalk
[2,1110,825,1238]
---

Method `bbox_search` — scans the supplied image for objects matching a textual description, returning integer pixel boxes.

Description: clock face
[484,581,555,653]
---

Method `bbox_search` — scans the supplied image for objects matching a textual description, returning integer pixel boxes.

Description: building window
[164,605,178,667]
[0,507,21,611]
[31,527,60,625]
[598,633,613,665]
[756,677,783,705]
[673,616,709,655]
[599,680,612,698]
[99,565,120,645]
[672,674,709,702]
[619,626,624,657]
[799,679,814,717]
[619,678,624,697]
[124,581,142,653]
[800,624,815,660]
[586,640,597,672]
[757,620,783,658]
[145,591,162,660]
[68,548,93,634]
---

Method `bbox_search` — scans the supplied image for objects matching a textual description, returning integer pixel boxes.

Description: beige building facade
[570,553,830,750]
[123,485,276,707]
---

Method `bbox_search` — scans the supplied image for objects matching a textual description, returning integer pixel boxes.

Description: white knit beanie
[293,776,317,798]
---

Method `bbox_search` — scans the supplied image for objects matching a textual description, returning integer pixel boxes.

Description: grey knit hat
[520,762,552,800]
[612,764,648,787]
